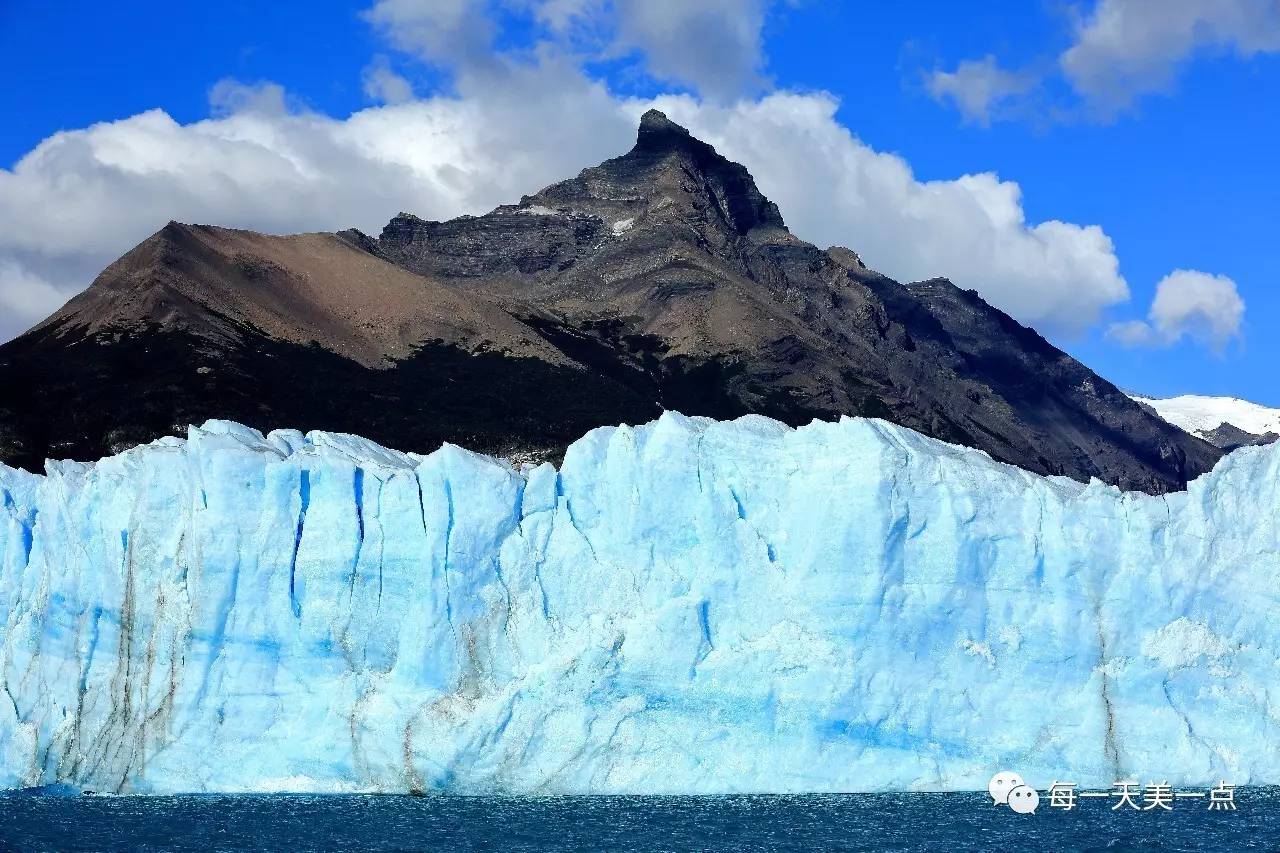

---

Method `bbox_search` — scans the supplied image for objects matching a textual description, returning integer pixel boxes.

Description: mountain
[0,110,1218,492]
[0,224,660,470]
[1131,394,1280,450]
[4,413,1278,793]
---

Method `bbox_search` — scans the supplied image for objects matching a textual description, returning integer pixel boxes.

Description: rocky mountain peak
[608,110,787,237]
[506,109,789,243]
[634,108,694,151]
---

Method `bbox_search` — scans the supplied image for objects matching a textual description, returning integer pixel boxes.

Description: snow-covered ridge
[1132,393,1280,437]
[2,413,1279,794]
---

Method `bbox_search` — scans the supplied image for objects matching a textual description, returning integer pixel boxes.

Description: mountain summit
[0,112,1218,491]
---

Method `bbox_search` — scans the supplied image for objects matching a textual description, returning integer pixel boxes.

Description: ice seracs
[2,413,1279,794]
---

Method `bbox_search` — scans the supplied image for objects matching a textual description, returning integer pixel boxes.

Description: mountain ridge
[0,111,1219,492]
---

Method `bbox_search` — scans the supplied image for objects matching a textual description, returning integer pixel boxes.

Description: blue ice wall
[1,414,1277,793]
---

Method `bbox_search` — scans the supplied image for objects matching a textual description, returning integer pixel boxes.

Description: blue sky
[1,0,1276,404]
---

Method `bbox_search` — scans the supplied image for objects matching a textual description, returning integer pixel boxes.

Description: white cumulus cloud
[609,0,771,100]
[362,56,415,104]
[1062,0,1280,111]
[926,55,1037,125]
[1108,269,1245,350]
[530,0,773,100]
[0,261,70,334]
[363,0,496,70]
[932,0,1280,121]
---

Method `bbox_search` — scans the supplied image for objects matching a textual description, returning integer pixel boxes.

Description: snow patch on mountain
[1132,393,1280,437]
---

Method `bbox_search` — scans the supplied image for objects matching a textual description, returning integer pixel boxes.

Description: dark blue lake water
[0,790,1271,852]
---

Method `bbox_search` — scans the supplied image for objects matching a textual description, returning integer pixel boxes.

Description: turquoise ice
[1,413,1277,793]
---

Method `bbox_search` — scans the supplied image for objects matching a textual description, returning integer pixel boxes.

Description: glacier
[1,412,1278,795]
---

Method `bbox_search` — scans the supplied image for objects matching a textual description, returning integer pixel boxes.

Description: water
[0,790,1272,852]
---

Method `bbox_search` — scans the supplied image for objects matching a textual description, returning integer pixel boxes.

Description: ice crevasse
[1,412,1278,794]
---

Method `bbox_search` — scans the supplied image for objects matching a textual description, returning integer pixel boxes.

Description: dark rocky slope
[1197,422,1278,452]
[0,111,1219,492]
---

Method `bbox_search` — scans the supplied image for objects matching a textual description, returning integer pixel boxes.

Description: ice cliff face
[1,413,1278,794]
